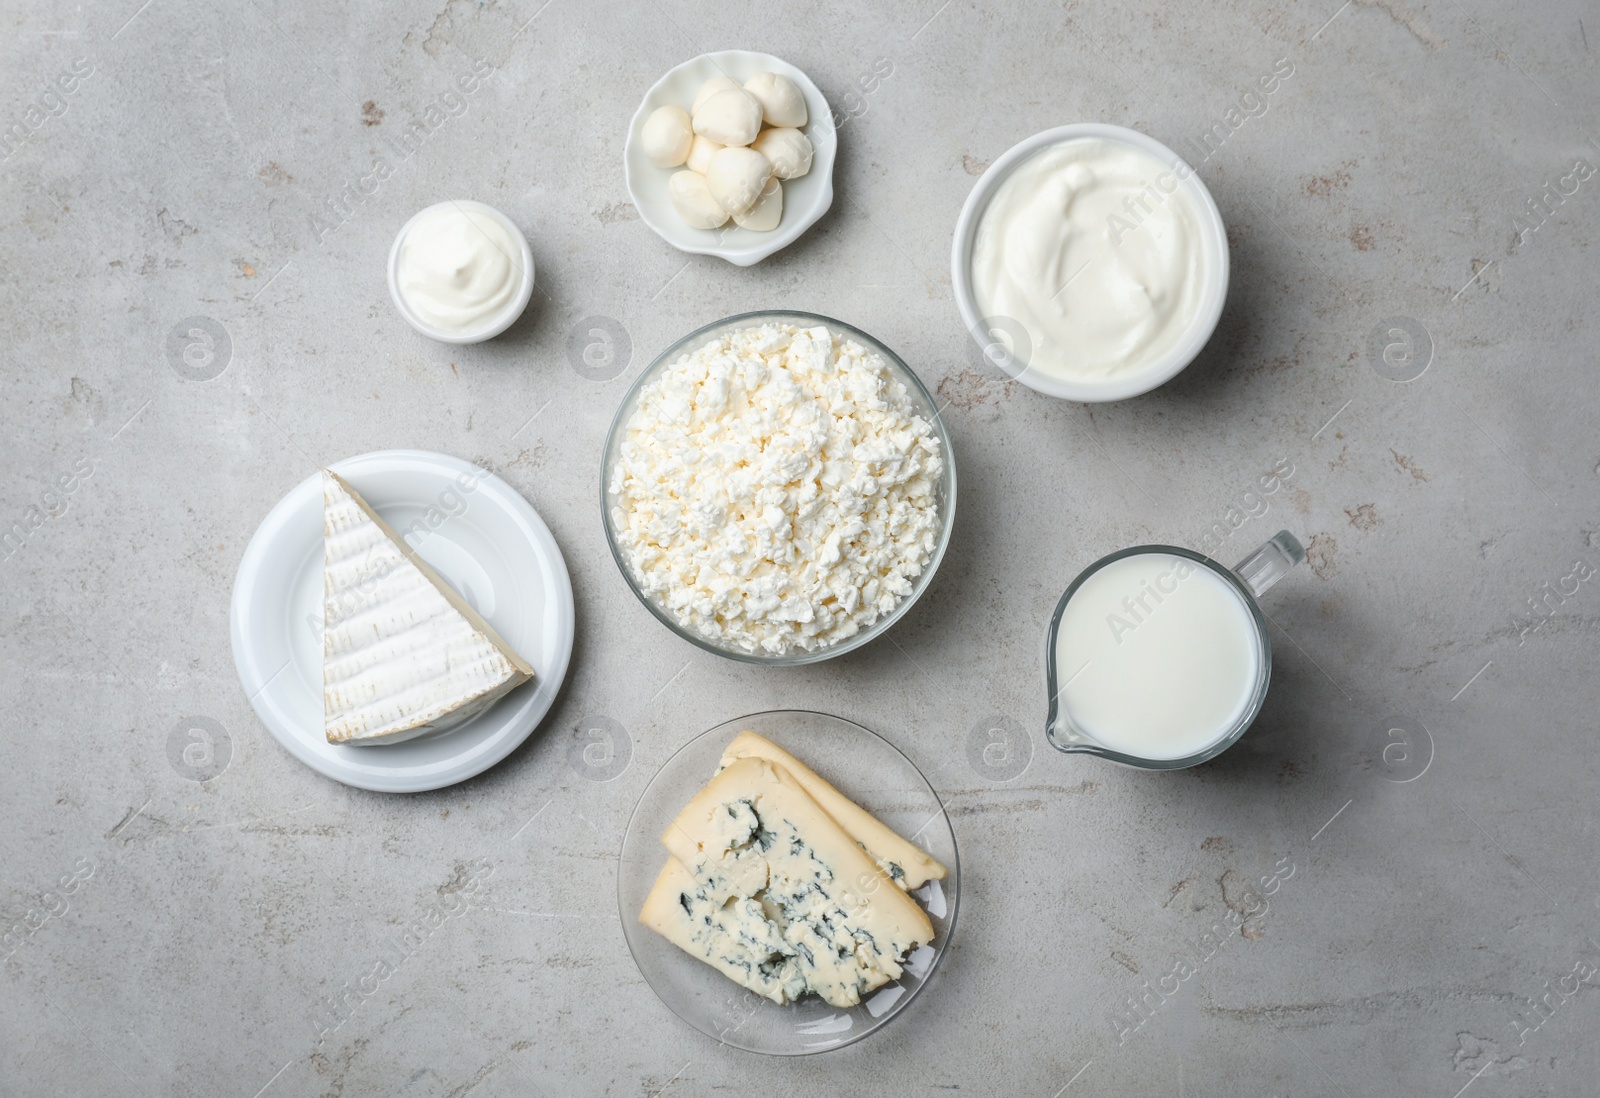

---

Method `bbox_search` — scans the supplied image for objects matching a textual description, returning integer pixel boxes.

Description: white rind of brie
[321,470,533,746]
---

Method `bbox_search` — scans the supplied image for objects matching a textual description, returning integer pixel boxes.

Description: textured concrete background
[2,0,1598,1094]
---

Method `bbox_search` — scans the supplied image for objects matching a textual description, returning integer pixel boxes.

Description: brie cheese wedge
[321,470,533,745]
[642,756,936,1008]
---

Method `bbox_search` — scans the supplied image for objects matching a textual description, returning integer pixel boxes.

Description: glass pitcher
[1044,531,1305,769]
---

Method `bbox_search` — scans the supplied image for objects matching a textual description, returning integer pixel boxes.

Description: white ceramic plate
[624,51,836,266]
[229,450,574,792]
[619,711,959,1055]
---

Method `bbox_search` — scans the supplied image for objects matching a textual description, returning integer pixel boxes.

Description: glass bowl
[600,310,957,665]
[617,710,960,1055]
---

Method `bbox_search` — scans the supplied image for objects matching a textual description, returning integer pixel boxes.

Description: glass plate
[618,710,959,1055]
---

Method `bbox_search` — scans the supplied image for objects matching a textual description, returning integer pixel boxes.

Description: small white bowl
[624,51,836,267]
[387,200,535,344]
[951,123,1229,402]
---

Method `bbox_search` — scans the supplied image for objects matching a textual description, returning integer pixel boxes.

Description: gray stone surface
[2,0,1598,1094]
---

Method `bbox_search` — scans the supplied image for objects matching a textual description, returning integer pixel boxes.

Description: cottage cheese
[609,323,944,655]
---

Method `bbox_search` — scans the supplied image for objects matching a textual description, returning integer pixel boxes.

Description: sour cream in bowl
[388,200,535,344]
[951,124,1228,402]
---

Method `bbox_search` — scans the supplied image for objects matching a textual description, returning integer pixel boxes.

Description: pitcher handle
[1233,530,1305,599]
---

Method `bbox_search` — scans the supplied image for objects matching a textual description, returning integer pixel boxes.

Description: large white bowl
[951,123,1230,402]
[625,51,836,267]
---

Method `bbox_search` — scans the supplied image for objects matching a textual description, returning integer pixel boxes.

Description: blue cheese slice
[321,470,533,745]
[717,731,947,890]
[643,756,935,1008]
[639,857,809,1006]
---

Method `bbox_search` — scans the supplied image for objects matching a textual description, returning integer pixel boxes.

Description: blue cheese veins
[640,857,809,1005]
[716,730,948,890]
[641,756,936,1008]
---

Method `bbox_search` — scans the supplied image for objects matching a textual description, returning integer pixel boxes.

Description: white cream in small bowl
[388,200,535,344]
[951,124,1228,402]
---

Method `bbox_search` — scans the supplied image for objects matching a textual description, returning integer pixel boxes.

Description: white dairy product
[667,170,729,229]
[971,138,1207,382]
[730,176,782,231]
[396,204,522,334]
[692,76,741,115]
[1053,552,1260,760]
[751,127,812,180]
[692,87,763,147]
[647,71,817,234]
[640,104,693,167]
[321,471,533,745]
[743,72,807,128]
[685,133,722,175]
[705,146,771,216]
[609,322,943,656]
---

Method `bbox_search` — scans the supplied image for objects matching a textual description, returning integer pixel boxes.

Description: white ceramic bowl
[624,51,836,267]
[950,123,1229,402]
[387,200,535,344]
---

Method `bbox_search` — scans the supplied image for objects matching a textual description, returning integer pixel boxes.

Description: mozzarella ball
[751,127,813,180]
[685,134,722,175]
[668,170,729,229]
[705,146,772,216]
[731,177,783,232]
[693,88,763,147]
[692,75,742,115]
[743,72,807,128]
[640,105,692,168]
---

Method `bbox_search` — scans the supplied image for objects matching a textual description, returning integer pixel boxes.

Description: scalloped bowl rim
[624,51,837,267]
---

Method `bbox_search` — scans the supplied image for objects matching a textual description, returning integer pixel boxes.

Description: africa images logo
[310,59,496,243]
[0,56,95,163]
